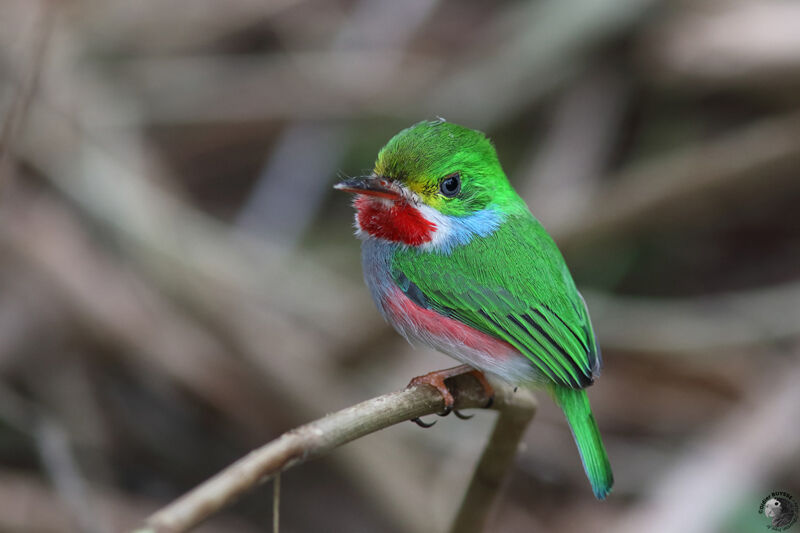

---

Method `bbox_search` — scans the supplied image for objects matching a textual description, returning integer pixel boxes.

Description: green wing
[391,214,598,389]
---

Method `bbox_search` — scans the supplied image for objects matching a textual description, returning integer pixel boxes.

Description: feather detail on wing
[391,213,599,389]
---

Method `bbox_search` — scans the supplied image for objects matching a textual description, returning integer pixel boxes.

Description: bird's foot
[410,417,437,428]
[407,365,495,428]
[469,368,495,408]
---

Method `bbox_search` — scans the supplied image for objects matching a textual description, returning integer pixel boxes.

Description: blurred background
[1,0,799,532]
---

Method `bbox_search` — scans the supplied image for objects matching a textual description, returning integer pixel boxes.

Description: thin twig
[272,473,280,533]
[0,0,54,198]
[35,419,107,533]
[140,374,536,533]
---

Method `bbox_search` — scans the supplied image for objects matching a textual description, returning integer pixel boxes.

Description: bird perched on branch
[335,119,613,499]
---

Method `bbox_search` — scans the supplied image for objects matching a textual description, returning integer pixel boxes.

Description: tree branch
[448,389,536,533]
[139,374,536,533]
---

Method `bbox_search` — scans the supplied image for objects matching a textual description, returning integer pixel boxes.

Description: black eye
[439,173,461,197]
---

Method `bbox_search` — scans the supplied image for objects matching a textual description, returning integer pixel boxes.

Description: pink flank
[384,285,515,361]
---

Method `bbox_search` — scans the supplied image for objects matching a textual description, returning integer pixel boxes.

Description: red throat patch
[355,196,436,246]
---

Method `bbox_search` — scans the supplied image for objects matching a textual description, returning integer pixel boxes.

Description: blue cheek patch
[437,208,505,254]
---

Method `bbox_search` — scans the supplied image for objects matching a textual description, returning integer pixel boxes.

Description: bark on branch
[138,374,536,533]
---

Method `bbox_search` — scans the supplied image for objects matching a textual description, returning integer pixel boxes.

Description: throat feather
[355,196,436,246]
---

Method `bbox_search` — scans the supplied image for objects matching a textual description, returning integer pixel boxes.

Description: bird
[765,497,796,528]
[334,119,613,499]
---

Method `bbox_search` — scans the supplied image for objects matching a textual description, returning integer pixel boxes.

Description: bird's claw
[409,403,452,428]
[411,417,437,428]
[413,406,472,425]
[406,365,495,427]
[406,367,457,427]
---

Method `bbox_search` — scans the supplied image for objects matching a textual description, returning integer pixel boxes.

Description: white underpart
[393,307,545,386]
[415,203,453,252]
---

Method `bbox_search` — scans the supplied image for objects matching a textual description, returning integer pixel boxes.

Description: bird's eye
[439,173,461,197]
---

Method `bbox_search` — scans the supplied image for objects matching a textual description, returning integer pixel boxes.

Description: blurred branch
[237,0,440,245]
[427,0,655,128]
[97,0,656,128]
[0,17,374,342]
[0,468,260,533]
[0,269,65,370]
[607,348,800,533]
[0,0,54,198]
[586,281,800,355]
[141,375,536,533]
[8,38,458,530]
[35,419,107,533]
[63,0,307,54]
[555,110,800,251]
[0,190,280,436]
[642,0,800,90]
[0,187,444,529]
[107,51,440,124]
[520,65,628,229]
[447,387,537,533]
[20,95,376,343]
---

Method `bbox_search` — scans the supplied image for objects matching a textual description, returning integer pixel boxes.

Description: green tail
[552,387,613,499]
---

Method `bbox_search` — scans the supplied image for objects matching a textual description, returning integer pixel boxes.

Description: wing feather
[391,214,598,389]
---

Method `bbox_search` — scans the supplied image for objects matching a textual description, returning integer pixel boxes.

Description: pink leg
[407,365,495,426]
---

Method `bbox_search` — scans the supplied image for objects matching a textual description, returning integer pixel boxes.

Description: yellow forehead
[406,180,429,197]
[373,156,445,209]
[406,178,444,209]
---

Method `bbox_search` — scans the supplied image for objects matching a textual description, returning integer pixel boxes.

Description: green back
[391,213,599,388]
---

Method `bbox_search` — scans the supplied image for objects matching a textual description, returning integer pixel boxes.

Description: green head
[337,120,520,217]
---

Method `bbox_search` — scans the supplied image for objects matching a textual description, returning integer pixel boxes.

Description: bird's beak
[333,177,402,200]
